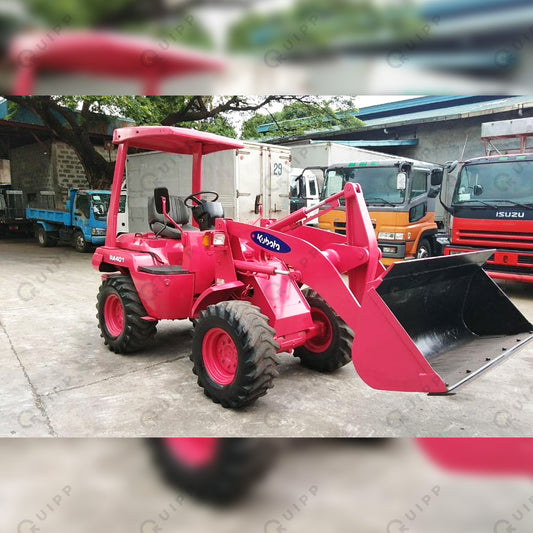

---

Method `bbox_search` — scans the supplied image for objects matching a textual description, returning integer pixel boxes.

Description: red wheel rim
[104,293,125,337]
[202,328,238,385]
[304,308,333,353]
[163,438,219,469]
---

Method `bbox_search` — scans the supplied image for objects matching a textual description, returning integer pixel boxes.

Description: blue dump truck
[26,188,110,252]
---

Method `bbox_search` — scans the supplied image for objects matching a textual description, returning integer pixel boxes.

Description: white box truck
[119,141,291,234]
[291,141,399,170]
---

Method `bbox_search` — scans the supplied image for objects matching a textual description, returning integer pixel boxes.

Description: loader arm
[224,182,533,395]
[222,183,446,392]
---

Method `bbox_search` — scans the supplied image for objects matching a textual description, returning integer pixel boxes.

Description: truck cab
[290,167,322,213]
[318,160,444,265]
[71,189,109,244]
[444,154,533,281]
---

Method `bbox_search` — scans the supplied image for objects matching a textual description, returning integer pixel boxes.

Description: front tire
[416,238,432,259]
[192,301,279,409]
[96,275,157,353]
[294,289,353,372]
[74,230,91,253]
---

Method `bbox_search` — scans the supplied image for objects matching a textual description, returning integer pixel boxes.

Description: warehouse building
[261,95,533,165]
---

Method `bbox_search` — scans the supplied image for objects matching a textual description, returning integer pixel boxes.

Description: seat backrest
[148,195,190,226]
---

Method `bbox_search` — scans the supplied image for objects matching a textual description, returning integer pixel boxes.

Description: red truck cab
[444,153,533,282]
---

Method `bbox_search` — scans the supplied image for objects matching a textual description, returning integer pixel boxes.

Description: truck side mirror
[430,169,443,186]
[254,194,262,215]
[154,187,170,215]
[473,184,484,196]
[396,172,407,190]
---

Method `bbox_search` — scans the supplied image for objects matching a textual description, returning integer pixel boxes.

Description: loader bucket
[352,250,533,394]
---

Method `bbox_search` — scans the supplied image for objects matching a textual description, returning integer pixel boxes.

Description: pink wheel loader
[92,126,533,408]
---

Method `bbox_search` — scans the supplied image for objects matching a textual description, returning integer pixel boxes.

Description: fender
[191,281,245,318]
[34,220,59,232]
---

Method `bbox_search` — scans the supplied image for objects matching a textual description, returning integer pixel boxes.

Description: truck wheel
[149,438,274,503]
[96,275,157,354]
[416,238,432,259]
[191,301,279,409]
[74,230,91,253]
[36,226,57,247]
[294,289,353,372]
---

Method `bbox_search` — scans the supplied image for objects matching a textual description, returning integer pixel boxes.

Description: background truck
[443,117,533,282]
[318,159,445,265]
[119,140,291,234]
[0,184,32,236]
[26,188,110,252]
[289,167,321,212]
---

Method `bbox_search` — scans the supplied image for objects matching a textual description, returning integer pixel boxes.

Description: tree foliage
[5,96,361,188]
[241,97,362,140]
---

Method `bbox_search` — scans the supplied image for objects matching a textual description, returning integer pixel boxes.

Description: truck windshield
[453,160,533,207]
[322,166,405,205]
[91,193,111,220]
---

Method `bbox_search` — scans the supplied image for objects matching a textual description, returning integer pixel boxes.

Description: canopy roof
[10,31,225,79]
[113,126,244,154]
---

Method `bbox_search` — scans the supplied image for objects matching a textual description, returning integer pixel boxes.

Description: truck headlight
[378,232,395,240]
[395,232,404,241]
[382,246,398,254]
[91,228,106,236]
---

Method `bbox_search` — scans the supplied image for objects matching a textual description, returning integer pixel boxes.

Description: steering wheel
[184,191,219,208]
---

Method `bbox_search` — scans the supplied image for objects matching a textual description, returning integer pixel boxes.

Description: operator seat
[148,195,199,239]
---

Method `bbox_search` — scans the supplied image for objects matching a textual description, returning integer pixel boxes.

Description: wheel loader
[92,126,533,408]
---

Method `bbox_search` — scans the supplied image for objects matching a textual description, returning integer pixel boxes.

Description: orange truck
[317,159,447,265]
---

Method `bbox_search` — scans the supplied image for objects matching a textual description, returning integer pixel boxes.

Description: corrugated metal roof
[266,96,533,144]
[311,139,418,147]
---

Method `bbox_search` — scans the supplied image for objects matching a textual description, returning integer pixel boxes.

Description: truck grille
[487,264,533,276]
[458,229,533,248]
[334,221,346,235]
[518,255,533,265]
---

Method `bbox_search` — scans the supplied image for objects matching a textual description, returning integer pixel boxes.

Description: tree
[5,96,360,188]
[241,97,363,140]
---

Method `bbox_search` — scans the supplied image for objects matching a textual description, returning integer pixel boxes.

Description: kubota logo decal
[251,231,291,253]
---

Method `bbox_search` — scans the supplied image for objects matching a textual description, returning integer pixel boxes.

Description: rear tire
[96,275,157,354]
[294,289,353,372]
[36,226,57,247]
[149,438,274,504]
[74,230,91,253]
[192,301,279,409]
[416,238,432,259]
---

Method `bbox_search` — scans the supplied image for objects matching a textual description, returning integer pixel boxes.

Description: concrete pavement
[1,238,533,437]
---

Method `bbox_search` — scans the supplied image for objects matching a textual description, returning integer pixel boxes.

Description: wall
[10,140,116,207]
[10,141,53,205]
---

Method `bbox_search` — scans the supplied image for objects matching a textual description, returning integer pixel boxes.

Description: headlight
[212,232,226,246]
[395,232,404,241]
[382,246,398,254]
[378,232,395,240]
[91,228,106,236]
